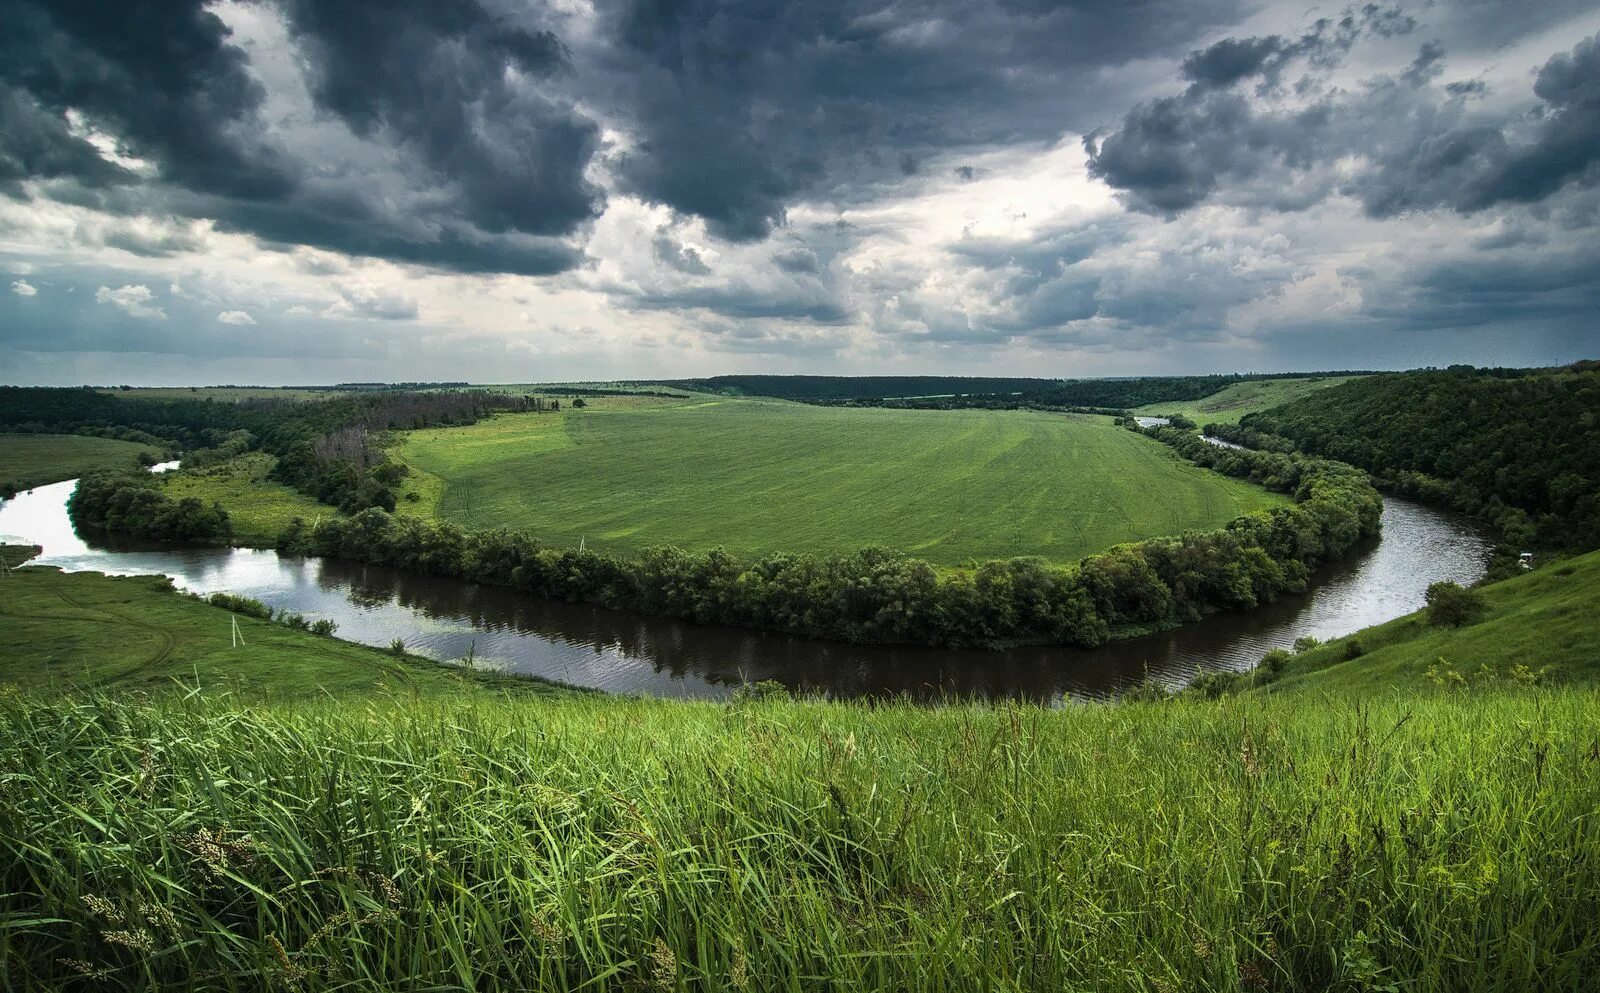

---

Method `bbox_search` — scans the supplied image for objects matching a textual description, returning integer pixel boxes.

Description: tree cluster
[68,470,232,545]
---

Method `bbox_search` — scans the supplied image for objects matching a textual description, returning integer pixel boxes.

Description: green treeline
[267,434,1380,648]
[69,470,232,545]
[650,372,1382,409]
[1224,363,1600,550]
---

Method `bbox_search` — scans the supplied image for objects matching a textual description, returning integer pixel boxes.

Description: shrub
[206,592,272,620]
[1291,635,1321,654]
[1425,581,1486,628]
[389,638,407,656]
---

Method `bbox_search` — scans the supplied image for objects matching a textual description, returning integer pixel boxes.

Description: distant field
[0,433,156,493]
[157,452,331,546]
[1135,376,1361,426]
[394,401,1286,566]
[94,386,335,402]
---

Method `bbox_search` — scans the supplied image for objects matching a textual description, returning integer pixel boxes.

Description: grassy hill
[0,549,563,700]
[0,433,157,494]
[392,401,1285,567]
[1134,376,1361,427]
[1,544,1598,989]
[1262,548,1600,694]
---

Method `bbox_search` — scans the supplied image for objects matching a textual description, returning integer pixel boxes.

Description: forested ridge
[1227,363,1600,550]
[650,372,1382,409]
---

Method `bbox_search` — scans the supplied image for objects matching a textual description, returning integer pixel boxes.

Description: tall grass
[2,688,1597,991]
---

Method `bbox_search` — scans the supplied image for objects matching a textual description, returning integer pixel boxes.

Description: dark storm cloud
[0,0,599,275]
[602,0,1247,240]
[0,0,285,198]
[277,0,603,238]
[1089,15,1600,221]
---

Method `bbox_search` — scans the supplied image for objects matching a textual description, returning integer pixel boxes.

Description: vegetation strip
[2,686,1594,991]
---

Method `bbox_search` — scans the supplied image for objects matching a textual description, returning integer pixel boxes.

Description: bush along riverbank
[245,431,1380,649]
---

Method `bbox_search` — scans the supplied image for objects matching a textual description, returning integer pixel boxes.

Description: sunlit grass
[1,687,1595,991]
[393,402,1286,566]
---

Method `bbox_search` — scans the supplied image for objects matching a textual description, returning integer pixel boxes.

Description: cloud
[94,283,166,319]
[1088,25,1600,220]
[328,282,418,321]
[217,309,256,325]
[9,279,35,296]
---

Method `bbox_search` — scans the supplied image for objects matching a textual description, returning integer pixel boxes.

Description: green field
[394,401,1287,566]
[1135,376,1361,426]
[4,541,1600,989]
[2,666,1594,990]
[157,453,332,546]
[0,433,157,493]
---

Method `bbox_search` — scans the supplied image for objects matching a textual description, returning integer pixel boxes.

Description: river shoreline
[1,471,1492,701]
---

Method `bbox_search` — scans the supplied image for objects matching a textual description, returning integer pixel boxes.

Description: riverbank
[0,547,569,700]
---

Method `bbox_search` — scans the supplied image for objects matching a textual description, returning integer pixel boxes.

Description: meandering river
[1,472,1492,701]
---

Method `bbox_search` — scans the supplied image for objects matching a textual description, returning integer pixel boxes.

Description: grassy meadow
[0,556,563,700]
[0,434,157,494]
[157,453,332,546]
[2,683,1596,991]
[1264,547,1600,693]
[394,401,1286,566]
[1135,376,1361,427]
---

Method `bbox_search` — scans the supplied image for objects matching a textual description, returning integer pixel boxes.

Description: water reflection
[0,477,1491,701]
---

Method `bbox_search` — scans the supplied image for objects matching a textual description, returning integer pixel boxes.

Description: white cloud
[218,309,257,325]
[94,284,168,320]
[10,279,36,297]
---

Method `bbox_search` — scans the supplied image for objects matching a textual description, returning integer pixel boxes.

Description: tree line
[1222,363,1600,550]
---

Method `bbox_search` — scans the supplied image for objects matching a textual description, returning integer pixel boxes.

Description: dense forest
[1227,363,1600,550]
[651,372,1382,410]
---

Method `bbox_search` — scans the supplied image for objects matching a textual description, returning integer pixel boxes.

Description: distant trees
[69,470,232,545]
[1235,364,1600,550]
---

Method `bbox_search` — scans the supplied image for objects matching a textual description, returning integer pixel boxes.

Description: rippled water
[0,475,1491,701]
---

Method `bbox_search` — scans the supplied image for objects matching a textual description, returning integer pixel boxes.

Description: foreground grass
[394,402,1285,566]
[157,453,332,546]
[1265,547,1600,693]
[0,561,564,700]
[1135,377,1361,427]
[1,687,1596,992]
[0,434,156,494]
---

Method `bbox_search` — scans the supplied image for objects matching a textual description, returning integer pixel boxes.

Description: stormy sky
[2,0,1598,384]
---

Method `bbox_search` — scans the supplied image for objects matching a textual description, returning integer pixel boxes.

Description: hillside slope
[1265,548,1600,694]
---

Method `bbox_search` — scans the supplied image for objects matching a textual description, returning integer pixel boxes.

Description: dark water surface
[0,474,1491,701]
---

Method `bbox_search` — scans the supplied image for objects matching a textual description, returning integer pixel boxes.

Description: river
[0,474,1492,701]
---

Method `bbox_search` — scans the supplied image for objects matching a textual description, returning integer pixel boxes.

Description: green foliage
[203,592,272,620]
[68,470,232,545]
[1,689,1596,991]
[156,453,331,546]
[1425,581,1486,628]
[395,403,1285,566]
[1237,364,1600,549]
